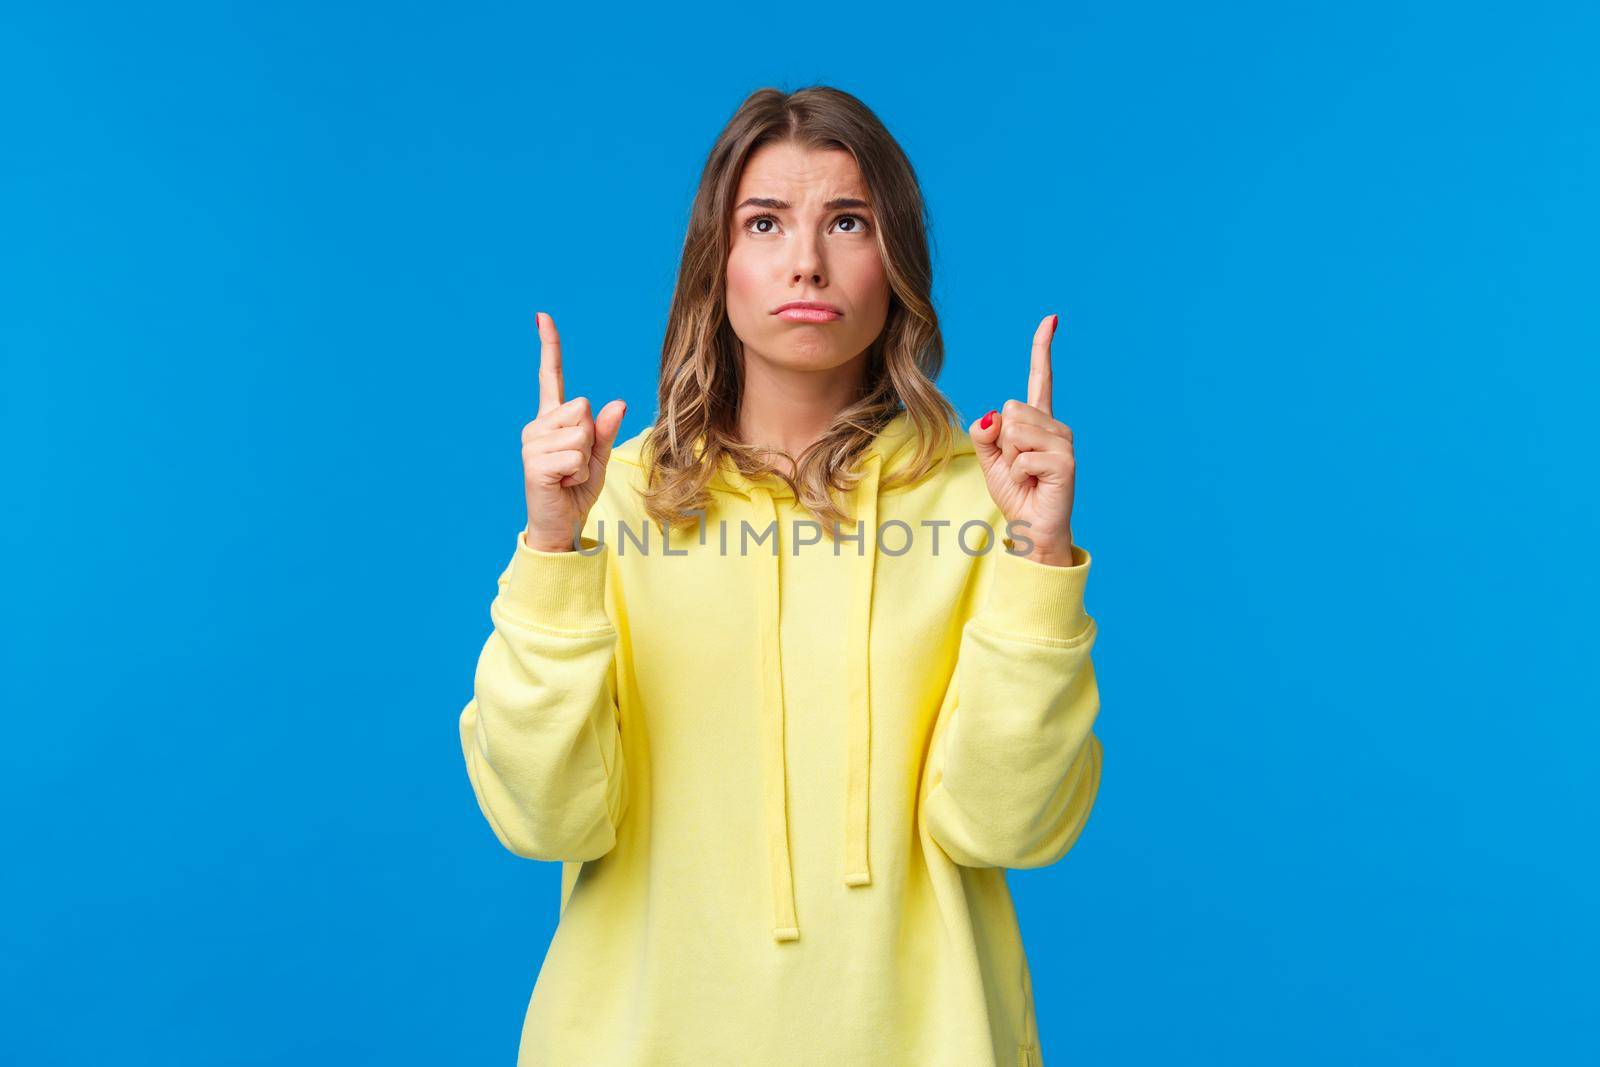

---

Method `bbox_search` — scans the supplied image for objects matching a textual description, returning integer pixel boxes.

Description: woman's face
[725,140,890,375]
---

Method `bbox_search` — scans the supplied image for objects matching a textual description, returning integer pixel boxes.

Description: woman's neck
[736,350,867,470]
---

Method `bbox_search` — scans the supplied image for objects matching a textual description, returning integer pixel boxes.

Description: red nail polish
[980,410,996,429]
[1051,314,1059,332]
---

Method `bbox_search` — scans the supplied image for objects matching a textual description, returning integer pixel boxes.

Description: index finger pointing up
[536,311,565,416]
[1027,313,1057,417]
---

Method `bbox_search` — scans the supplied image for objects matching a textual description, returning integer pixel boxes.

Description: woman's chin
[780,338,862,370]
[742,333,864,373]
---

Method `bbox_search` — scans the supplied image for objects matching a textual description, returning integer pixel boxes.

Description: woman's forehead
[735,142,866,201]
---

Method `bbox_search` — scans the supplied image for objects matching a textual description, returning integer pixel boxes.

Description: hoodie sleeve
[923,543,1101,870]
[458,530,630,863]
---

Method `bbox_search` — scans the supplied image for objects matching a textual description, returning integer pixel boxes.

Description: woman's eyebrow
[734,196,872,211]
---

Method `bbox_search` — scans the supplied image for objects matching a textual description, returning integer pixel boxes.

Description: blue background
[4,2,1595,1063]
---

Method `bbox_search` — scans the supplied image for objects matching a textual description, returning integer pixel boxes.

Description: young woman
[459,85,1101,1066]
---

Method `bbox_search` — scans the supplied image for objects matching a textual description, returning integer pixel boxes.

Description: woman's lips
[776,307,842,323]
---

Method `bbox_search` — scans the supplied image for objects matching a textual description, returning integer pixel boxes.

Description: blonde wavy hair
[638,84,962,536]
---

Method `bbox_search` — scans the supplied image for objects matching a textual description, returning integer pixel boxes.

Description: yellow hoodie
[459,410,1102,1065]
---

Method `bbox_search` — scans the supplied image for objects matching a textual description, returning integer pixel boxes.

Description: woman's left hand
[970,314,1077,567]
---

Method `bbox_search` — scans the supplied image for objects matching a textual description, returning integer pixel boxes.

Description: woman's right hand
[522,311,627,553]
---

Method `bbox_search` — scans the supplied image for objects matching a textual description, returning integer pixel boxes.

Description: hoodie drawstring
[844,453,882,889]
[748,454,884,943]
[748,483,800,941]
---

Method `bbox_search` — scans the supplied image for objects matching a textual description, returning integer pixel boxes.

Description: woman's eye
[743,213,870,235]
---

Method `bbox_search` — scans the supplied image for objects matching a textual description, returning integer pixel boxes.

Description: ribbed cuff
[501,529,613,631]
[977,542,1092,641]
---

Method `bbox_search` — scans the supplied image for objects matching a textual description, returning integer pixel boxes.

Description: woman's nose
[790,236,824,285]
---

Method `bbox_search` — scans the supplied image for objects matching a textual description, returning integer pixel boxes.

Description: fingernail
[1051,314,1059,332]
[980,410,996,429]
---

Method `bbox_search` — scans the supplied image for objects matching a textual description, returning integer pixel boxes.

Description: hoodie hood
[612,411,973,942]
